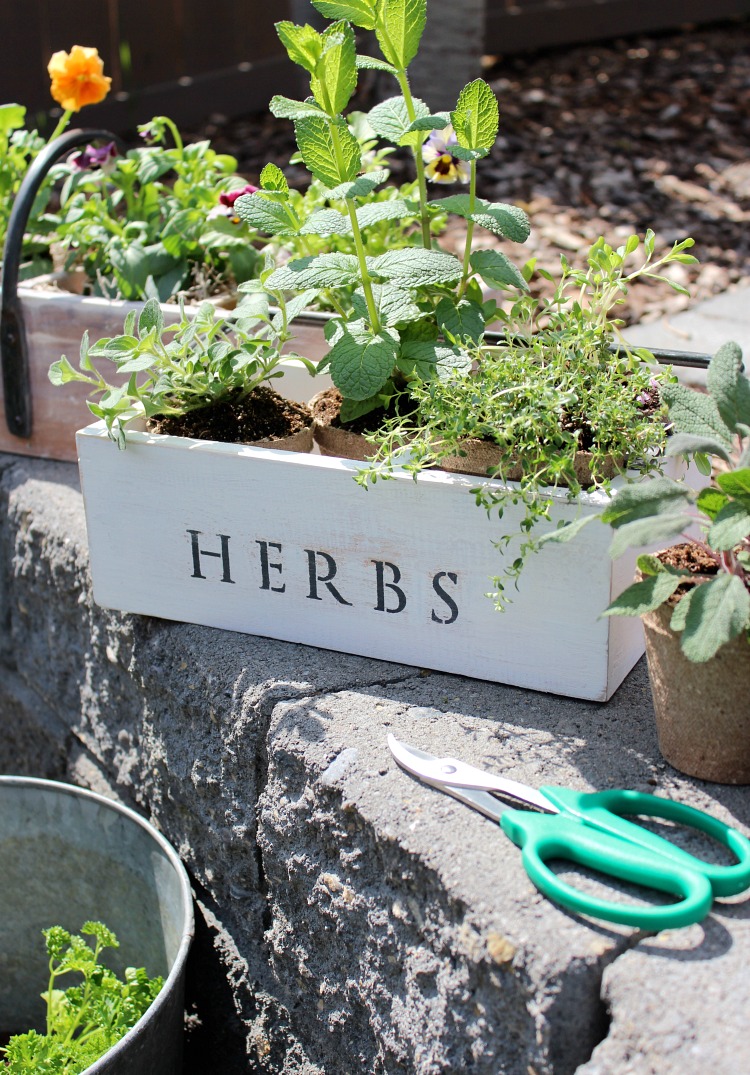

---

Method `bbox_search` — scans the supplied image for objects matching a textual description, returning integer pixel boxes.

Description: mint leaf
[603,573,685,617]
[266,253,361,291]
[311,20,357,118]
[327,320,399,399]
[294,115,361,188]
[356,199,412,228]
[368,248,461,287]
[407,112,450,133]
[708,500,750,550]
[677,573,750,662]
[269,95,328,121]
[368,95,432,147]
[312,0,378,28]
[707,341,750,434]
[451,79,499,152]
[397,338,467,380]
[234,193,296,235]
[300,208,352,236]
[326,168,389,201]
[376,0,427,68]
[433,194,530,242]
[469,249,528,291]
[260,163,289,194]
[435,297,485,343]
[355,55,398,74]
[350,284,421,326]
[275,21,322,73]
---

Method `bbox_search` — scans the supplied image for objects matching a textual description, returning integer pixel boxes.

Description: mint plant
[49,274,316,447]
[601,341,750,661]
[234,0,530,421]
[1,921,163,1075]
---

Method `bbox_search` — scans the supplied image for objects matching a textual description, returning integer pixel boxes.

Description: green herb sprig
[1,922,163,1075]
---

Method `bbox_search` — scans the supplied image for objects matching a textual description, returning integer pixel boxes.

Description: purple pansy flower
[208,183,260,222]
[422,125,470,184]
[69,141,118,175]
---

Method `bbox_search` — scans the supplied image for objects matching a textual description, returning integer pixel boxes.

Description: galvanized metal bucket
[0,777,194,1074]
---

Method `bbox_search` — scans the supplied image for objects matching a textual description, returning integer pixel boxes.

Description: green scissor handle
[500,787,750,929]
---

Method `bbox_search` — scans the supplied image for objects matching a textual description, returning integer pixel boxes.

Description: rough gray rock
[1,454,749,1074]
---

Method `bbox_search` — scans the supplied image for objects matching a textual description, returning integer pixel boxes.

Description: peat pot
[642,604,750,783]
[75,419,688,701]
[0,777,194,1074]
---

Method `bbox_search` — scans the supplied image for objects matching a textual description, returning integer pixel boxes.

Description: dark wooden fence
[2,0,299,132]
[3,0,750,132]
[485,0,750,55]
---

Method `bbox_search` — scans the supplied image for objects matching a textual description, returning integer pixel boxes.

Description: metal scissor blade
[387,735,557,814]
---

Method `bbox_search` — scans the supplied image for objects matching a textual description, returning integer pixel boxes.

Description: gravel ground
[186,17,750,325]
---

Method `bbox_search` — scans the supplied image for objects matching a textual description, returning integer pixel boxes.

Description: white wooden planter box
[1,279,330,462]
[77,419,661,701]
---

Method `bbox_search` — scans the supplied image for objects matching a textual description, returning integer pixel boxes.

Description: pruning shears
[388,735,750,929]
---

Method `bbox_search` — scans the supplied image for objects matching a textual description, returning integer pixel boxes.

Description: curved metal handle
[0,127,124,438]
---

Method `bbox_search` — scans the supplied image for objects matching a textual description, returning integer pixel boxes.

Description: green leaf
[708,500,750,550]
[661,380,734,449]
[350,284,421,326]
[355,54,398,74]
[269,95,328,121]
[600,476,692,527]
[311,20,358,117]
[367,248,461,287]
[469,249,528,291]
[138,298,164,339]
[376,0,427,68]
[716,467,750,502]
[396,338,468,380]
[325,168,389,200]
[266,253,361,291]
[696,486,728,520]
[608,513,690,558]
[433,194,530,243]
[0,103,25,137]
[535,515,597,547]
[675,573,750,662]
[406,112,450,133]
[312,0,377,28]
[275,21,322,73]
[260,162,289,194]
[299,208,352,235]
[234,193,294,235]
[706,341,750,434]
[450,79,499,152]
[327,320,399,399]
[368,95,429,147]
[450,145,489,161]
[603,573,685,617]
[356,199,412,228]
[49,355,86,386]
[665,432,732,463]
[435,297,485,344]
[117,353,159,374]
[294,115,361,188]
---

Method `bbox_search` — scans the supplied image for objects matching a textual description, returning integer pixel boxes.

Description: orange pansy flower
[47,46,111,112]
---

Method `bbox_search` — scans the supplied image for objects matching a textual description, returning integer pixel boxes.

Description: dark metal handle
[0,128,124,439]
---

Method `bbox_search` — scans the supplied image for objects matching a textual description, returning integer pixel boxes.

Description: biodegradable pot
[439,440,623,483]
[309,388,375,461]
[642,603,750,783]
[0,777,194,1074]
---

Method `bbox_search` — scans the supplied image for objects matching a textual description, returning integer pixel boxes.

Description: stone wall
[1,453,748,1074]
